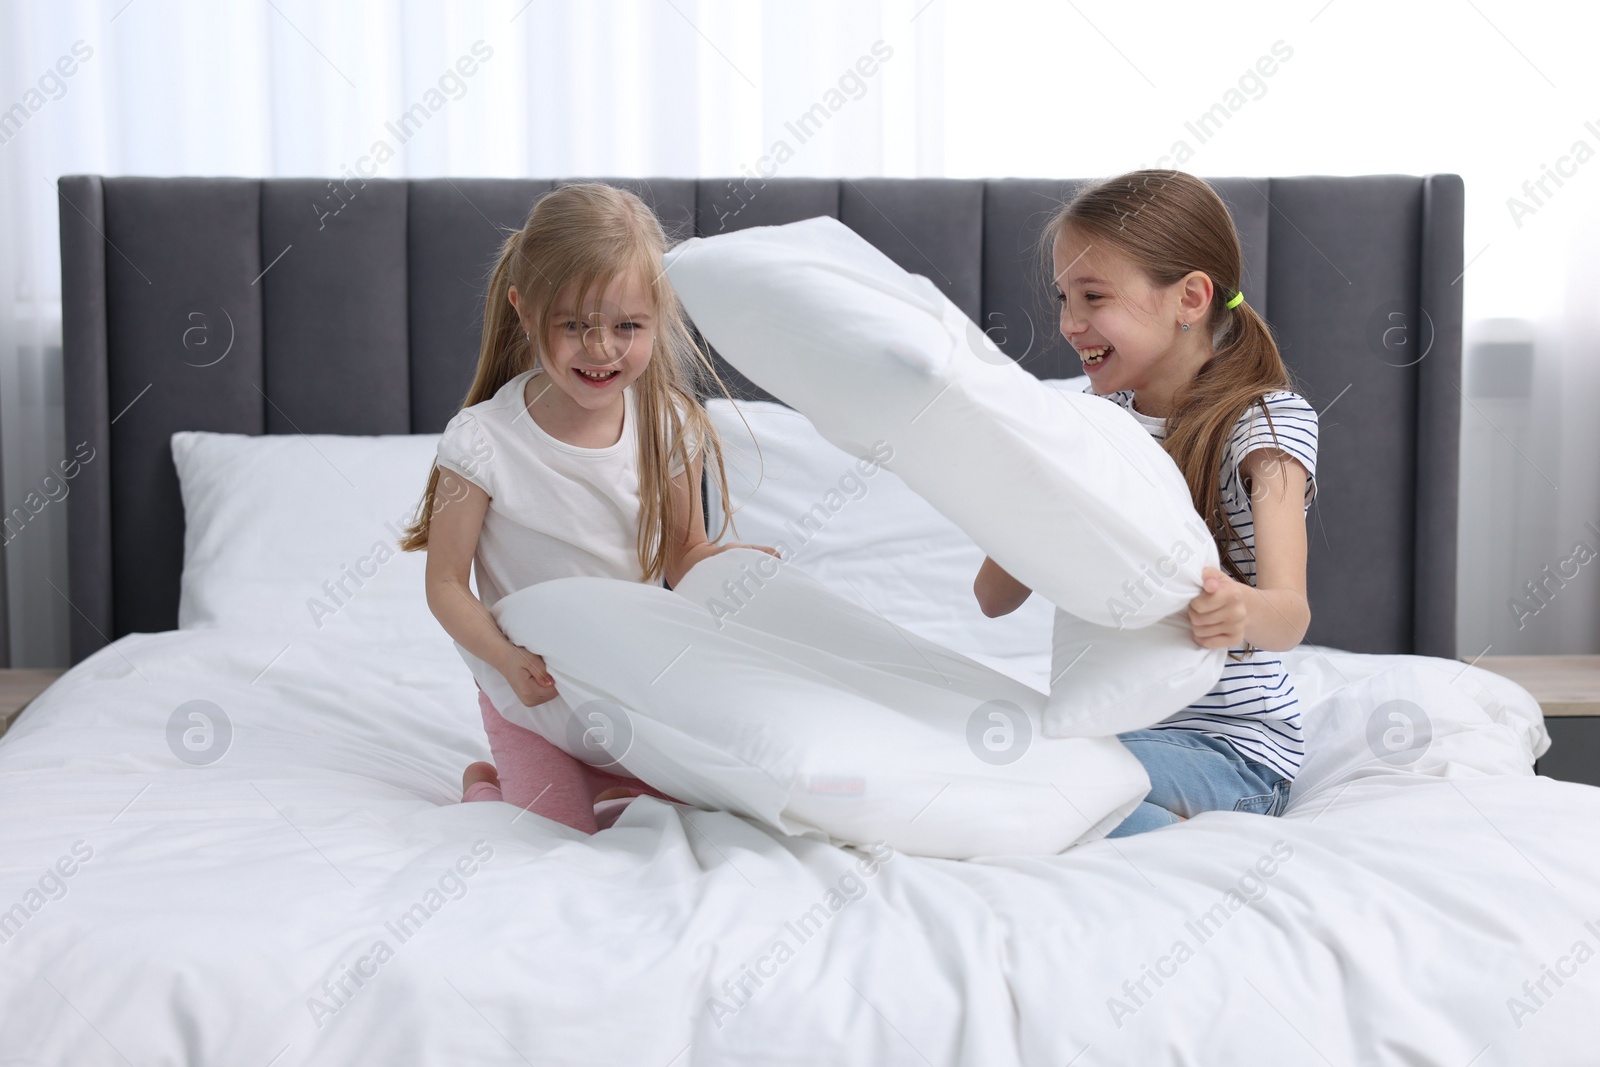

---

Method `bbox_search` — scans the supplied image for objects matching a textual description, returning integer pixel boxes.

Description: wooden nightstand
[1472,655,1600,787]
[0,669,66,740]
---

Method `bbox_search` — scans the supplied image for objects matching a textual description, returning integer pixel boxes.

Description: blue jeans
[1106,729,1291,838]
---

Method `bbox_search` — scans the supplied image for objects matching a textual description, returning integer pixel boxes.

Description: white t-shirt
[434,366,700,609]
[433,366,701,726]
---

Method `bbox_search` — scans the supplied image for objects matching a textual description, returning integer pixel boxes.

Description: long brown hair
[400,182,739,584]
[1043,169,1303,587]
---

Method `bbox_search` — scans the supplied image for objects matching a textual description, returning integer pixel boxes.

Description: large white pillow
[663,217,1225,736]
[702,398,1056,692]
[172,431,440,640]
[487,548,1149,858]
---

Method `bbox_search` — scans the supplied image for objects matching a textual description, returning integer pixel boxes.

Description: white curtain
[0,0,1595,665]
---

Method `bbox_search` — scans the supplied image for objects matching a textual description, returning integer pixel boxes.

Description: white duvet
[2,623,1597,1065]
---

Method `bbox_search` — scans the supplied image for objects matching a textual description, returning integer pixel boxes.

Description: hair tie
[1225,289,1244,310]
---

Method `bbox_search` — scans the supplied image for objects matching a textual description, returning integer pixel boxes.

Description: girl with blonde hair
[402,182,775,832]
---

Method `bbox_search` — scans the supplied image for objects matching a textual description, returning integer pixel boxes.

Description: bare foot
[462,761,500,793]
[594,787,636,803]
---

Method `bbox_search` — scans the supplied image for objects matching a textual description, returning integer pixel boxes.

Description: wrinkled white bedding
[1,623,1595,1066]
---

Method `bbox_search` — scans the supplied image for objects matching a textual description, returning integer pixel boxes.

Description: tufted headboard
[57,174,1463,665]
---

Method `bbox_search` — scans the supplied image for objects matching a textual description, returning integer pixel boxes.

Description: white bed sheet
[1,626,1596,1066]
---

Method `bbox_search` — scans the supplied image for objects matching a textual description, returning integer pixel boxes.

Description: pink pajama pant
[463,687,680,833]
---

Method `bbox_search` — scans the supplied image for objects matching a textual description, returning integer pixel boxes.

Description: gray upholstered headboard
[57,174,1463,666]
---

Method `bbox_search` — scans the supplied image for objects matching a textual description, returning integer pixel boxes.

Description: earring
[1180,322,1190,332]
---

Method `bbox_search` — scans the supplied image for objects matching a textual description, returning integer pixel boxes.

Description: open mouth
[1078,344,1113,371]
[573,366,621,387]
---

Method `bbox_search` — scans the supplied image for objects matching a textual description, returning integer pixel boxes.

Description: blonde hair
[400,182,739,584]
[1043,169,1303,589]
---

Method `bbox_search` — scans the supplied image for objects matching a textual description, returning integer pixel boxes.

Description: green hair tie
[1226,290,1244,310]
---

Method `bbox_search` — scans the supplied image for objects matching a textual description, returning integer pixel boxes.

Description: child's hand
[1187,565,1252,649]
[495,644,559,707]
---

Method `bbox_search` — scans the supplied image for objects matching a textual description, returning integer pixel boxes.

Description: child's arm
[974,556,1031,618]
[1187,449,1311,653]
[664,451,779,589]
[424,470,558,707]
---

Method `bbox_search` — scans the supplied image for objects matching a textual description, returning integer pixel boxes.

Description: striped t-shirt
[1105,388,1320,781]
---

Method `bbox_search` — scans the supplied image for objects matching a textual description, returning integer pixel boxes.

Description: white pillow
[663,217,1225,736]
[488,548,1149,858]
[172,431,440,640]
[702,398,1056,692]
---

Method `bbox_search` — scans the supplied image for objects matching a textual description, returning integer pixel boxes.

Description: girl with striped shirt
[974,169,1319,837]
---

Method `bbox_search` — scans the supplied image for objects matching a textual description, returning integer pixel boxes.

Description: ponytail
[397,228,536,553]
[1163,299,1289,587]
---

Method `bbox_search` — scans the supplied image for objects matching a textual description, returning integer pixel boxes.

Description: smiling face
[513,269,658,413]
[1052,226,1187,396]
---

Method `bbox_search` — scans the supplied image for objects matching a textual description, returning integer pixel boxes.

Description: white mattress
[1,626,1596,1065]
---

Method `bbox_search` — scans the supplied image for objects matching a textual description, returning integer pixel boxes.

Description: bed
[1,173,1594,1065]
